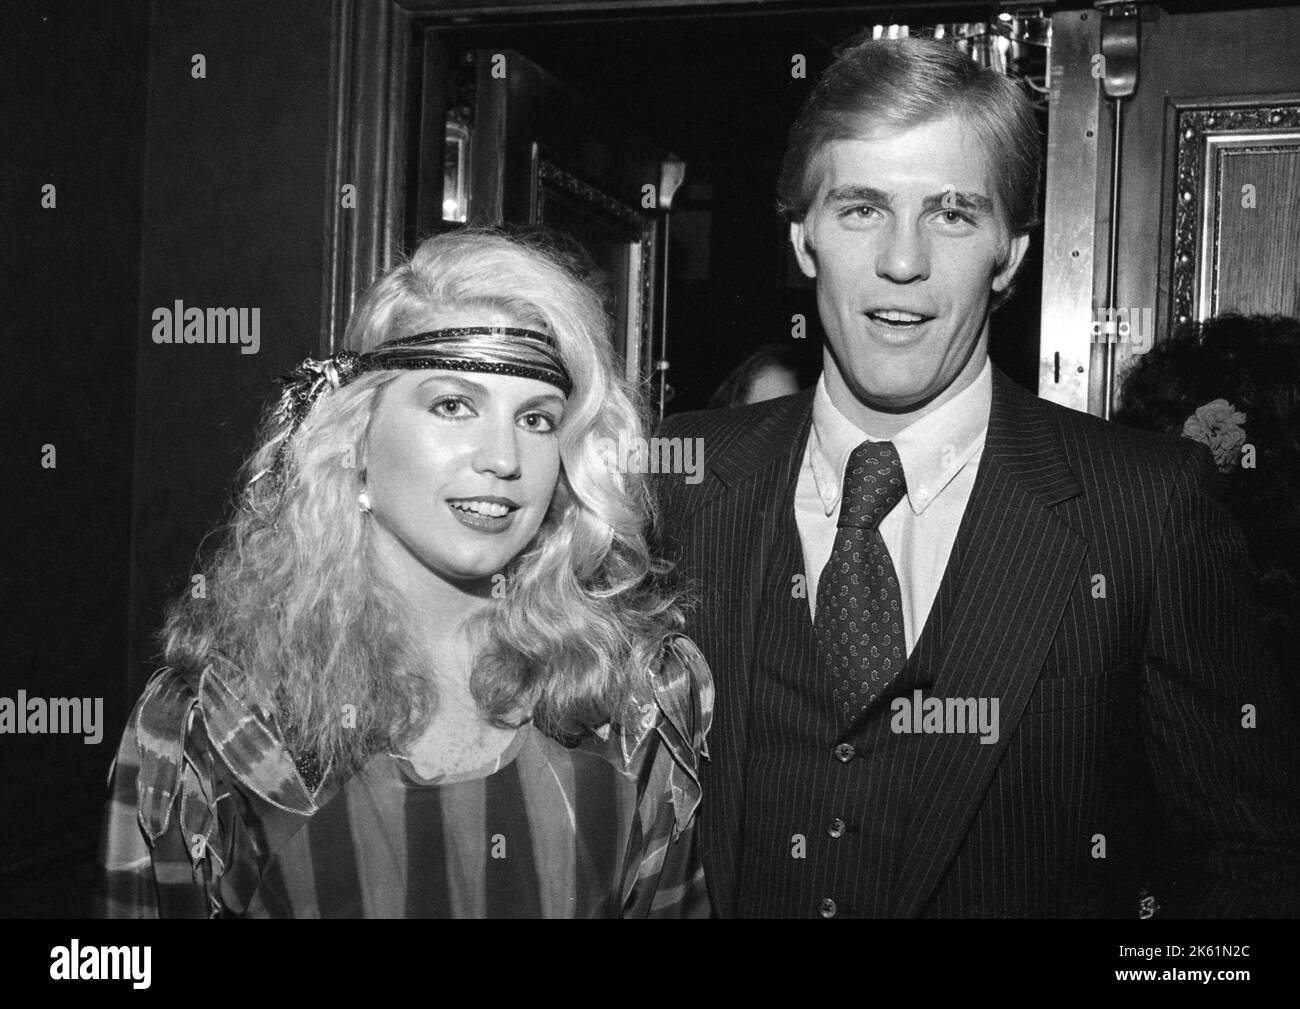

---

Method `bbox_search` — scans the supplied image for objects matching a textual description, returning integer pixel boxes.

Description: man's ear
[991,232,1031,293]
[790,220,818,279]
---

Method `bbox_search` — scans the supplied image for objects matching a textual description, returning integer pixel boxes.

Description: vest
[734,439,964,918]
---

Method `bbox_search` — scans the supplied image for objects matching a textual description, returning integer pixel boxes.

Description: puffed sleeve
[97,667,226,918]
[620,634,715,918]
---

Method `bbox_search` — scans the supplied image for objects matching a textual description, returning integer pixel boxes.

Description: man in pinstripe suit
[654,37,1300,917]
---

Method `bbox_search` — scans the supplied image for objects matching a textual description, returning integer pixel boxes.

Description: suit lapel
[675,392,814,918]
[890,369,1086,917]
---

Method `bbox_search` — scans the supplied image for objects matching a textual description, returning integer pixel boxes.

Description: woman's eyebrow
[416,373,489,396]
[518,393,567,411]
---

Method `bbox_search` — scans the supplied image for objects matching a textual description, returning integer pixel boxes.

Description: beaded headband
[248,326,571,495]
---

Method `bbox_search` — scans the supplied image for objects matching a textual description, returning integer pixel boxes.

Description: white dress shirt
[795,357,992,656]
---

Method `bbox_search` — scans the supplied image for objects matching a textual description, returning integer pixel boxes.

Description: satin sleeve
[619,634,715,918]
[98,668,224,918]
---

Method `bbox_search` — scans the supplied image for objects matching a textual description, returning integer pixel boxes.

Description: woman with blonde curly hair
[99,229,713,918]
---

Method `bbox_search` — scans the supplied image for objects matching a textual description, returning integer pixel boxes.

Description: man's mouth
[866,309,933,327]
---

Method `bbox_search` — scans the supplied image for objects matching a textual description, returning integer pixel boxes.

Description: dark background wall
[126,0,332,706]
[1,0,333,917]
[1,0,149,915]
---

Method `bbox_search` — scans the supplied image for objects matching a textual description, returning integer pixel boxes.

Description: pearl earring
[358,491,372,514]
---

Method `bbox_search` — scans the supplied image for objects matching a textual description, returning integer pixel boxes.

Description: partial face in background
[363,361,565,590]
[790,114,1029,414]
[743,363,801,405]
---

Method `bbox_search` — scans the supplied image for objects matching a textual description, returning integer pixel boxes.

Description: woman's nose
[470,418,522,479]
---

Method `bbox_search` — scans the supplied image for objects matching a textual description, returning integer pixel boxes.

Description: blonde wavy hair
[160,229,683,775]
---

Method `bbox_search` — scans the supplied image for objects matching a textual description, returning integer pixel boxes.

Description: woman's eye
[430,396,474,418]
[519,411,557,433]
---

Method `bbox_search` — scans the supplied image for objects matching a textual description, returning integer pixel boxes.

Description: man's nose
[471,418,522,479]
[875,219,930,284]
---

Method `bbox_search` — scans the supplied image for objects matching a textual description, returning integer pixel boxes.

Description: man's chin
[851,379,945,415]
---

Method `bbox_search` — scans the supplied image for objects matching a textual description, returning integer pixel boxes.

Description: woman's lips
[446,497,518,533]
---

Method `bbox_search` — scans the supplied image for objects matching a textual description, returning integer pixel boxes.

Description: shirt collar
[808,357,992,517]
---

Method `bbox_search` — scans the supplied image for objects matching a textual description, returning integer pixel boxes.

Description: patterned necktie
[814,440,908,725]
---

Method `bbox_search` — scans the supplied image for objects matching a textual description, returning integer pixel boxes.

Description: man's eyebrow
[821,185,995,216]
[922,190,995,215]
[823,185,892,206]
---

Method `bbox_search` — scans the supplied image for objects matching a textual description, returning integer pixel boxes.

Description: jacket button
[833,742,855,763]
[819,897,837,918]
[827,818,846,839]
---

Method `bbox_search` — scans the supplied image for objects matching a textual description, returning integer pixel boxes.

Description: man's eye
[430,396,474,418]
[937,210,974,227]
[843,205,880,219]
[519,411,557,433]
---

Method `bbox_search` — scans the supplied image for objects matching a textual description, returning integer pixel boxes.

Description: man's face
[790,114,1029,414]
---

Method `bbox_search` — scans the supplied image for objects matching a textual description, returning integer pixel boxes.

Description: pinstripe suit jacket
[655,364,1300,917]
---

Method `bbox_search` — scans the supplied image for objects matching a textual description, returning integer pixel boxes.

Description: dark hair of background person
[708,341,817,409]
[1113,313,1300,662]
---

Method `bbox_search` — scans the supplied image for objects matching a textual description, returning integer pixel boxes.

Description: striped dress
[98,636,713,918]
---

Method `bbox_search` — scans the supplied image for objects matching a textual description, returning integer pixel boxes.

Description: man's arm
[1142,440,1300,916]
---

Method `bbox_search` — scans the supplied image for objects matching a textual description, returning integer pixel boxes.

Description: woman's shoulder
[120,664,321,841]
[105,664,324,918]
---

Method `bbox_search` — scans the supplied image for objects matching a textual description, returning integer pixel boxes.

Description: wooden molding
[321,0,415,354]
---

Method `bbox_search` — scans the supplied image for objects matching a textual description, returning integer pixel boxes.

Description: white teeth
[872,309,927,323]
[451,500,509,517]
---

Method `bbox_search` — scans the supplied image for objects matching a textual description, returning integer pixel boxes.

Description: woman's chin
[432,563,505,588]
[421,528,533,583]
[427,549,525,590]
